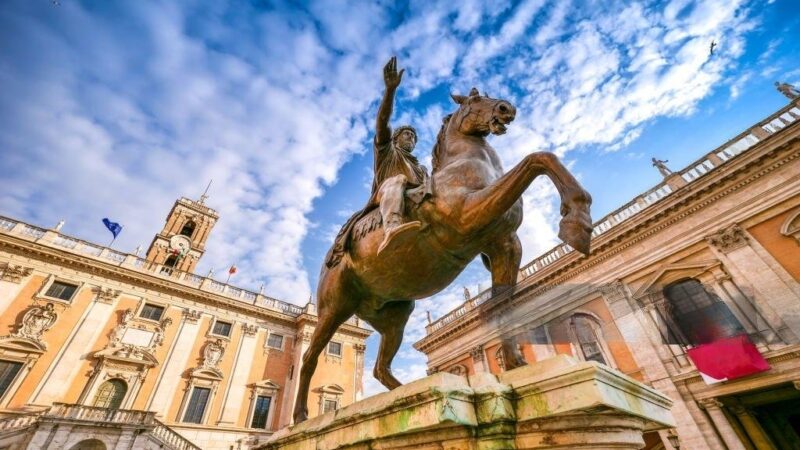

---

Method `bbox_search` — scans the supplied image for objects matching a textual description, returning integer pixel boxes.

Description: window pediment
[313,383,344,395]
[632,260,721,300]
[0,336,46,355]
[781,209,800,242]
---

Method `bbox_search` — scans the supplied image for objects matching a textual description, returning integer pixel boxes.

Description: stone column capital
[697,398,723,410]
[470,345,484,362]
[0,263,33,283]
[92,286,121,304]
[353,343,367,353]
[707,224,749,253]
[182,309,202,323]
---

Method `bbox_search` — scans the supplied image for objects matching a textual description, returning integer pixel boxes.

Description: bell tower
[145,193,219,274]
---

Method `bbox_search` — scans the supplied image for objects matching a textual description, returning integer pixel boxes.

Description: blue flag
[102,218,123,239]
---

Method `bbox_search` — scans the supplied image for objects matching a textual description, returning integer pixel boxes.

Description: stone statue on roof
[775,81,799,100]
[652,157,673,178]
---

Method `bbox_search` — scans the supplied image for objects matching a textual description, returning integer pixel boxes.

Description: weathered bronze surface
[293,58,592,423]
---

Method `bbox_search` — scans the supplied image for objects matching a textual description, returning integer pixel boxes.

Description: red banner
[687,334,770,384]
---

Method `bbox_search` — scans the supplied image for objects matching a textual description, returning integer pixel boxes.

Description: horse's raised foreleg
[460,152,592,254]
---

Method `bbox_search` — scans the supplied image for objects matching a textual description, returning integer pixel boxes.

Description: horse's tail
[431,113,452,173]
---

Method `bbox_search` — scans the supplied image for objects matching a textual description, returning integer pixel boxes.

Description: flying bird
[709,41,717,56]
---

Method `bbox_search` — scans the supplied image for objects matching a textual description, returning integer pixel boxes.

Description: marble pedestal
[257,356,674,449]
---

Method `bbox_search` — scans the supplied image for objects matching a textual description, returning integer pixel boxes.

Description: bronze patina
[293,57,592,423]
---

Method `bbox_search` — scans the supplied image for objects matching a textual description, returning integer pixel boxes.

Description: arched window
[179,221,196,238]
[663,279,744,346]
[569,314,609,365]
[69,440,106,450]
[163,254,178,268]
[92,378,127,409]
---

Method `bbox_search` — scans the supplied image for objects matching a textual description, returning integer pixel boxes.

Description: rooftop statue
[652,157,673,178]
[293,57,593,423]
[775,81,799,100]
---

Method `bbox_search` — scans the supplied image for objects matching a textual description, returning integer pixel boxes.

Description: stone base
[257,356,674,449]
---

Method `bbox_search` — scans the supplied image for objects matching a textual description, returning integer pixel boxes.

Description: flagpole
[226,272,232,284]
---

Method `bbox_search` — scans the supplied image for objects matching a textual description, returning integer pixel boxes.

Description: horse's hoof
[558,219,591,255]
[377,221,422,256]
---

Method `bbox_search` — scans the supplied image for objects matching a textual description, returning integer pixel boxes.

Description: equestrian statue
[293,57,593,423]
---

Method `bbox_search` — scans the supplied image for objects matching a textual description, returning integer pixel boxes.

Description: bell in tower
[145,188,219,274]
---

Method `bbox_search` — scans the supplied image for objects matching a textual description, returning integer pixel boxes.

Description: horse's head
[450,87,516,137]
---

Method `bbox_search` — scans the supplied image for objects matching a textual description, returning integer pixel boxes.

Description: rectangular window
[45,281,78,301]
[139,303,165,321]
[323,399,338,413]
[327,341,342,356]
[182,387,211,424]
[267,334,284,350]
[212,320,232,337]
[250,395,272,429]
[0,361,23,399]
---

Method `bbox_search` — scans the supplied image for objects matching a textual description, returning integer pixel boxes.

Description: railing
[0,217,323,322]
[0,413,41,431]
[152,419,201,450]
[44,403,155,425]
[425,100,800,337]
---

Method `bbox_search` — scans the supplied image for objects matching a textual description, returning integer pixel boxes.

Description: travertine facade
[416,98,800,450]
[0,196,370,449]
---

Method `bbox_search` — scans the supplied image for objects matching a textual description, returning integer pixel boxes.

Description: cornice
[0,235,300,328]
[416,134,799,353]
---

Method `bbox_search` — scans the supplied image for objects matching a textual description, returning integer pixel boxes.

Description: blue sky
[1,0,798,395]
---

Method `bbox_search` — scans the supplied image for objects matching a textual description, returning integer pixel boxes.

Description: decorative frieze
[0,264,33,283]
[707,224,749,253]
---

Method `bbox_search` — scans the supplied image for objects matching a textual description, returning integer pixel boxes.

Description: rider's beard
[397,141,415,152]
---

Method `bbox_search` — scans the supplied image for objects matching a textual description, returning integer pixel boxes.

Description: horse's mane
[431,113,452,173]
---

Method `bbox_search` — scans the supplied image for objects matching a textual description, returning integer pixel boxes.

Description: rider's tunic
[326,137,429,268]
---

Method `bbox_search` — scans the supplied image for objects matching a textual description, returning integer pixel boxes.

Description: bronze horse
[293,88,592,423]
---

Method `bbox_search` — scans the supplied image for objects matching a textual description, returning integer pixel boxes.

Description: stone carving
[293,57,592,423]
[182,309,202,323]
[707,224,749,253]
[151,316,173,350]
[775,81,800,100]
[463,286,471,301]
[353,343,366,353]
[651,157,673,177]
[202,339,226,370]
[470,346,485,362]
[426,367,438,376]
[109,309,135,347]
[242,323,258,336]
[14,303,57,342]
[0,264,33,283]
[93,286,121,304]
[697,398,723,410]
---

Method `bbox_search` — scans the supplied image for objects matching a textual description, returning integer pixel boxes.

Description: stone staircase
[0,403,199,450]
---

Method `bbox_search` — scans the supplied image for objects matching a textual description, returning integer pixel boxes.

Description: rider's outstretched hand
[384,56,404,90]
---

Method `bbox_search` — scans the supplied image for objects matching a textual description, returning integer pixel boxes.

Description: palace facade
[415,98,800,450]
[0,196,370,449]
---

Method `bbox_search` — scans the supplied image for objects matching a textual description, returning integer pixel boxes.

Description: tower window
[179,221,196,238]
[92,378,127,409]
[163,255,178,268]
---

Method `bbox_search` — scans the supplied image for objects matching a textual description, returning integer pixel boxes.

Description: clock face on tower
[169,234,192,254]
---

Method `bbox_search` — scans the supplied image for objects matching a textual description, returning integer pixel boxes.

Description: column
[217,324,259,425]
[698,399,747,450]
[147,309,203,418]
[470,345,487,373]
[353,343,366,401]
[32,287,120,405]
[0,263,33,316]
[708,224,800,339]
[728,402,775,450]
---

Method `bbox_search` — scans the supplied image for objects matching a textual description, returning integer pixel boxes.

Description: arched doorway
[92,378,127,409]
[69,439,106,450]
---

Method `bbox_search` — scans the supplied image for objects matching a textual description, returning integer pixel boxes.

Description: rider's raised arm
[375,56,404,148]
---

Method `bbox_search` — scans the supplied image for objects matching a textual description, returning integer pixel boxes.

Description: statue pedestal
[257,356,674,449]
